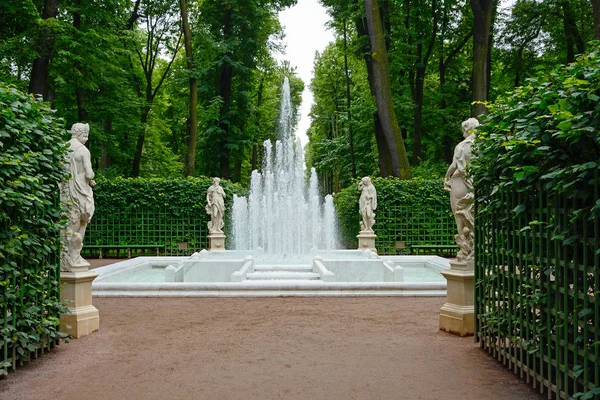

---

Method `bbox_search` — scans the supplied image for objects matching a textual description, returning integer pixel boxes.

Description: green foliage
[85,177,247,253]
[0,84,70,374]
[473,43,600,213]
[92,177,245,215]
[410,159,448,180]
[306,39,379,192]
[473,45,600,398]
[334,177,451,251]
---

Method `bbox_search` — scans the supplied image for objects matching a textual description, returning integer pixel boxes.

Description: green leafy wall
[471,45,600,399]
[84,178,246,254]
[334,177,454,254]
[0,85,69,374]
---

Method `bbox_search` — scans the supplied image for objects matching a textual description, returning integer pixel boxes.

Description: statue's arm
[81,148,95,184]
[445,159,457,181]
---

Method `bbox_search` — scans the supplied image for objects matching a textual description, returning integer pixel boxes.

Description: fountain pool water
[92,253,449,297]
[91,77,450,298]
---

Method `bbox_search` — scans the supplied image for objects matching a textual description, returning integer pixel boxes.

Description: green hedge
[0,85,69,374]
[84,177,246,255]
[472,44,600,398]
[334,177,454,254]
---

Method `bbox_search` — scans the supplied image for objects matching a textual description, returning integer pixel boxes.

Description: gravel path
[1,296,544,400]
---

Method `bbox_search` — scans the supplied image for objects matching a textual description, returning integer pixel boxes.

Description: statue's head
[361,176,371,186]
[71,123,90,144]
[213,177,221,185]
[461,118,480,138]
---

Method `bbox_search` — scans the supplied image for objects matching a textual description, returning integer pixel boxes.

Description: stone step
[254,264,313,273]
[246,271,321,281]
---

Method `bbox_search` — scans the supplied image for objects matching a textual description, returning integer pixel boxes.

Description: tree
[594,0,600,39]
[179,0,198,177]
[343,19,357,178]
[404,0,438,165]
[364,0,411,178]
[131,0,182,177]
[470,0,495,117]
[196,0,296,181]
[28,0,60,101]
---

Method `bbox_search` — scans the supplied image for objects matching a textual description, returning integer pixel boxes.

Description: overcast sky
[275,0,335,146]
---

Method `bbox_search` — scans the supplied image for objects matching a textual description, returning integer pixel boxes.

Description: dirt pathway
[1,296,543,400]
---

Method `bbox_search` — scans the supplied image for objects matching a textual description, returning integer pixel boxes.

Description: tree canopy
[0,0,596,190]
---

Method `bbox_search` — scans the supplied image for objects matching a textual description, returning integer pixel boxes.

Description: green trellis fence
[376,204,456,255]
[1,219,62,374]
[475,180,600,398]
[83,208,210,256]
[83,203,457,257]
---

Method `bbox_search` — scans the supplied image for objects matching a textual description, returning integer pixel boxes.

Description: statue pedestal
[60,267,99,339]
[357,231,377,252]
[208,233,226,251]
[439,260,474,336]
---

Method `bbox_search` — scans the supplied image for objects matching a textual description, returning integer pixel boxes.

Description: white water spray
[231,77,338,255]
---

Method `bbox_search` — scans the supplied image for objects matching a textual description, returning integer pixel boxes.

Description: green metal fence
[83,208,210,256]
[84,203,456,257]
[475,183,599,398]
[1,221,62,373]
[377,204,457,255]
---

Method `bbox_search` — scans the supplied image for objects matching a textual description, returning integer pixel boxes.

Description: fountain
[91,78,450,297]
[232,77,336,256]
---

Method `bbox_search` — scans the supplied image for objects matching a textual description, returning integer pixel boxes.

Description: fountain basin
[92,251,450,297]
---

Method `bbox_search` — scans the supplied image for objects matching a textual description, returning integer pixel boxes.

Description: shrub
[471,44,600,399]
[334,177,452,251]
[472,44,600,213]
[0,85,69,374]
[84,177,246,254]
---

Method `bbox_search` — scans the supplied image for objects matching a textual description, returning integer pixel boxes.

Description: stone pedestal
[208,233,226,251]
[357,231,377,252]
[439,260,474,337]
[60,268,99,338]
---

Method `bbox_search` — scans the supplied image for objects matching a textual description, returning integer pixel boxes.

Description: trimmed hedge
[84,177,246,254]
[334,177,454,253]
[0,85,69,374]
[472,44,600,399]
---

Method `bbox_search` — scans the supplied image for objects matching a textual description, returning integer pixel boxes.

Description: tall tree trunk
[73,2,88,122]
[101,119,112,173]
[252,76,265,171]
[180,0,198,177]
[355,10,392,176]
[343,20,356,178]
[561,0,585,63]
[410,0,437,165]
[364,0,412,179]
[218,9,234,179]
[374,115,392,176]
[130,23,182,177]
[29,0,60,100]
[132,103,151,177]
[470,0,494,118]
[412,67,425,165]
[593,0,600,40]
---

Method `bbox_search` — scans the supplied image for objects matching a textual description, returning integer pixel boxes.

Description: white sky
[275,0,335,146]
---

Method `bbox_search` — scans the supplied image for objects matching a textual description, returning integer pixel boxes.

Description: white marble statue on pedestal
[206,177,226,234]
[61,123,96,272]
[444,118,479,262]
[358,176,377,233]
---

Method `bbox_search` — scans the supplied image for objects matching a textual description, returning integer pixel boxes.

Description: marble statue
[444,117,479,262]
[206,177,226,234]
[358,176,377,233]
[61,123,95,271]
